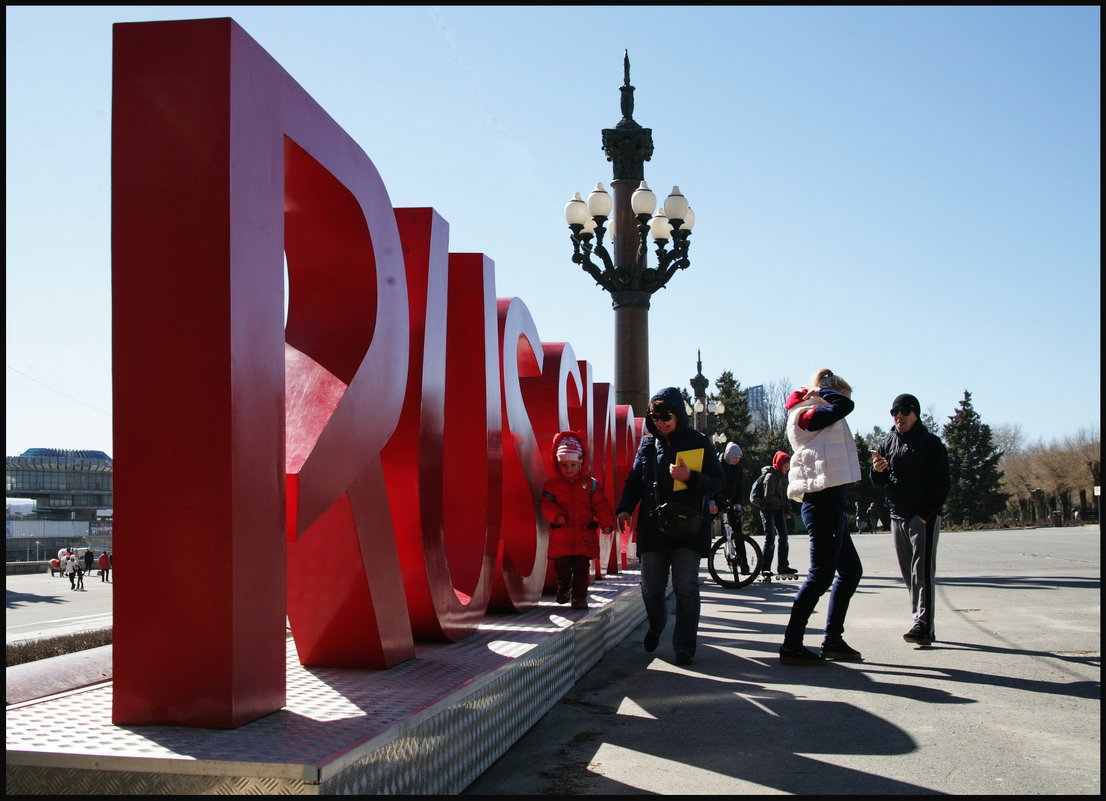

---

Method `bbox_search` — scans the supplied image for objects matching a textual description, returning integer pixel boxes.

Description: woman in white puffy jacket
[777,368,863,666]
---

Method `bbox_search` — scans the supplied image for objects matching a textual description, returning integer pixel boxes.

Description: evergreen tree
[920,408,942,440]
[712,371,752,447]
[710,372,790,535]
[942,390,1010,526]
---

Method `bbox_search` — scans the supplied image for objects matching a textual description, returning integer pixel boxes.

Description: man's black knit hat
[891,393,921,416]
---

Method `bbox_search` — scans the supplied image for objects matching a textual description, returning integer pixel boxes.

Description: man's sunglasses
[649,411,673,422]
[889,407,915,417]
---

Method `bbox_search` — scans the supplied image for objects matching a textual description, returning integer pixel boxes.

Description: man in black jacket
[871,393,950,647]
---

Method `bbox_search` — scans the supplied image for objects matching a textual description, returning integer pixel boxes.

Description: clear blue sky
[6,5,1101,459]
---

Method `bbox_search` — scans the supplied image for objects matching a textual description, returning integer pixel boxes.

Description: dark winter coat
[871,421,950,521]
[758,466,790,511]
[717,459,745,511]
[616,387,724,556]
[541,431,617,560]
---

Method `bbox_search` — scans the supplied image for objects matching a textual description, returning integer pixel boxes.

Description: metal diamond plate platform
[6,570,645,795]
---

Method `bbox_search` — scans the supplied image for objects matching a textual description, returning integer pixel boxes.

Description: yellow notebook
[671,448,704,491]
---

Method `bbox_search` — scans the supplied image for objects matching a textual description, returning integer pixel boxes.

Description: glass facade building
[5,448,113,520]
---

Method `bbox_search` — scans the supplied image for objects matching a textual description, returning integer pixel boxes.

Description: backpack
[749,472,767,509]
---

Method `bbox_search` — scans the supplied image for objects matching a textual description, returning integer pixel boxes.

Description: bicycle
[707,504,763,589]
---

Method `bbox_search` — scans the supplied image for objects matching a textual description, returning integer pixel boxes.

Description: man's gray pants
[890,514,940,639]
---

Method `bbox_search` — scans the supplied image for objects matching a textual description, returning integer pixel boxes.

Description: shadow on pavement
[6,589,68,609]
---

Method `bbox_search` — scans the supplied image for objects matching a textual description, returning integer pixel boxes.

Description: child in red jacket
[541,431,617,609]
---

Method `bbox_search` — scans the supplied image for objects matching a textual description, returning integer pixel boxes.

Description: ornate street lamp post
[564,52,695,415]
[689,351,726,448]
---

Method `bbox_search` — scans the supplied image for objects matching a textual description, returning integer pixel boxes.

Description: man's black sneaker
[778,567,799,575]
[779,644,826,666]
[903,623,934,646]
[675,650,694,666]
[821,638,862,661]
[643,629,660,653]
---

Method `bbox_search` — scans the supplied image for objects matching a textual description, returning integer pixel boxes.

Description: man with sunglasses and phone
[871,393,950,647]
[616,387,723,666]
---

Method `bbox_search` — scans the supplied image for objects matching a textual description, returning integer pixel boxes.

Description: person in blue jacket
[616,387,723,666]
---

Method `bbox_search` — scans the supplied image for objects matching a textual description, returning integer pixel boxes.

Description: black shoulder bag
[651,446,703,539]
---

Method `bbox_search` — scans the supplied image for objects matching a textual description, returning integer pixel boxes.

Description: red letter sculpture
[112,18,641,728]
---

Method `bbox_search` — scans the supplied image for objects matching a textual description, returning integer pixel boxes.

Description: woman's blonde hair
[809,368,852,394]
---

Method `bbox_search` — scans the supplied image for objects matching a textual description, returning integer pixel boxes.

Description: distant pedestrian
[65,555,78,590]
[855,501,863,535]
[754,450,796,577]
[75,561,85,591]
[714,443,749,571]
[83,548,95,574]
[98,551,111,582]
[867,502,880,534]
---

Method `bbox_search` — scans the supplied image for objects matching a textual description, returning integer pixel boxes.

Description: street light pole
[689,351,726,448]
[565,52,695,416]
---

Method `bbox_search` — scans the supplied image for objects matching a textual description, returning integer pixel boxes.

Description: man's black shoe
[675,650,694,666]
[821,638,862,661]
[644,629,660,653]
[903,623,934,646]
[779,644,826,666]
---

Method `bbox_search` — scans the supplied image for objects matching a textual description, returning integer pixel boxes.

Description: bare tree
[991,423,1024,456]
[999,428,1101,524]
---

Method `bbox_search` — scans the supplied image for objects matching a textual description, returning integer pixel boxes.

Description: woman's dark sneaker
[821,638,862,661]
[779,644,826,666]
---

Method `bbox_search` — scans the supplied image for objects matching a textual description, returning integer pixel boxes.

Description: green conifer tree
[942,390,1010,526]
[712,371,752,446]
[710,372,770,535]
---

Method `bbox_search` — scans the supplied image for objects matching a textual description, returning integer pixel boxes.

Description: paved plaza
[465,526,1100,795]
[6,526,1100,794]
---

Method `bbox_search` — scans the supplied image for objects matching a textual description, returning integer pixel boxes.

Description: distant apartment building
[746,384,769,429]
[5,448,113,521]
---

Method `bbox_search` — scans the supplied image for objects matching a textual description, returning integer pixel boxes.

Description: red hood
[550,430,587,470]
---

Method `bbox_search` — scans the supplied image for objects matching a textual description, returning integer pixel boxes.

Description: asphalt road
[463,526,1101,795]
[5,566,113,644]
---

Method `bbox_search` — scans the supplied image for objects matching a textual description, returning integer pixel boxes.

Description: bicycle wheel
[739,535,764,583]
[708,535,762,589]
